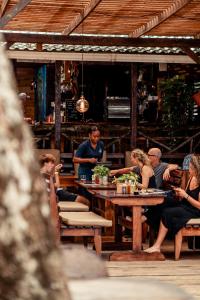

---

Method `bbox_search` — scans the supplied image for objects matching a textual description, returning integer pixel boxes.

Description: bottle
[127,180,132,194]
[122,183,127,194]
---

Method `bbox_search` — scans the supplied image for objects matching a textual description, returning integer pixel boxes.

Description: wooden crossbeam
[0,0,31,28]
[3,32,200,48]
[129,0,191,38]
[63,0,102,35]
[181,47,200,64]
[1,0,10,17]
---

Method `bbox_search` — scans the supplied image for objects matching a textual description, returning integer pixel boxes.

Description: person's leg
[144,221,168,253]
[75,195,90,207]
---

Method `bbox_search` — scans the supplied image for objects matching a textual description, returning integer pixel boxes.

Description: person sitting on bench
[144,154,200,253]
[39,153,89,206]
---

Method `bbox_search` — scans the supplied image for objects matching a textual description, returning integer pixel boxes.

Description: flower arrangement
[93,165,110,177]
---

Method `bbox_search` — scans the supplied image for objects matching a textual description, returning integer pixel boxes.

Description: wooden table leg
[132,206,142,252]
[110,204,165,261]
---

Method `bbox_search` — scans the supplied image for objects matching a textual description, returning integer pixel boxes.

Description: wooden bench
[175,218,200,260]
[58,201,89,212]
[49,179,112,254]
[59,212,112,255]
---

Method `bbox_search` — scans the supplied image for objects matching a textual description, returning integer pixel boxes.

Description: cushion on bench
[59,212,112,227]
[58,201,89,212]
[186,218,200,227]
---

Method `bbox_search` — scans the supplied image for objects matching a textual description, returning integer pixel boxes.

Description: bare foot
[144,246,160,253]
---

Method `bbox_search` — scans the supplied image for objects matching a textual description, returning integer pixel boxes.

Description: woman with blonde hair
[145,154,200,253]
[110,148,156,189]
[130,149,156,189]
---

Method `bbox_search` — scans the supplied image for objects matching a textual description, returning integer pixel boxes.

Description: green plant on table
[112,172,139,184]
[93,165,110,177]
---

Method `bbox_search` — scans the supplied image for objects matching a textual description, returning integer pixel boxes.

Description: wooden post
[55,61,62,150]
[130,63,137,149]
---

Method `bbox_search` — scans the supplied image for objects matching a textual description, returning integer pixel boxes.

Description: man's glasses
[147,154,157,157]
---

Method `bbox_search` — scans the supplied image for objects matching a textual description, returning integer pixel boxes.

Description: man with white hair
[147,147,178,189]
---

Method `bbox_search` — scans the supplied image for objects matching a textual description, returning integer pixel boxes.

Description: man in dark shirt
[147,148,178,189]
[73,126,104,181]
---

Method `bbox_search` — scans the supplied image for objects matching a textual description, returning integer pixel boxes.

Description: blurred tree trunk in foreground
[0,33,71,300]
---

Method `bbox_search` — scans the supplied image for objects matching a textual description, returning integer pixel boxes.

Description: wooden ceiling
[1,0,200,37]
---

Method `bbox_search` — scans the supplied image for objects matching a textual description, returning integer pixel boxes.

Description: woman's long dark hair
[190,155,200,185]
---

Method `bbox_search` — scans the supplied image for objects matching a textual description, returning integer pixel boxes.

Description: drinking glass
[80,175,86,183]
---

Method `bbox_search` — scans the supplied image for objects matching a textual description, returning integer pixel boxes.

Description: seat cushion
[186,218,200,226]
[59,212,112,227]
[58,201,89,212]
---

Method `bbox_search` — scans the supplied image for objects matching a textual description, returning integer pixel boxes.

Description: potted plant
[112,172,139,193]
[93,165,110,185]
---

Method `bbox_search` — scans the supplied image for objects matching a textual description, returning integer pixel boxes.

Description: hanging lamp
[76,8,89,114]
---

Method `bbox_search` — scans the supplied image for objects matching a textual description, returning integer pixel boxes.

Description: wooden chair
[175,218,200,260]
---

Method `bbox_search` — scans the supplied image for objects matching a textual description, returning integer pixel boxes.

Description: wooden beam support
[0,0,31,28]
[63,0,102,35]
[1,0,10,17]
[4,32,200,48]
[54,61,62,150]
[130,0,191,38]
[7,50,195,64]
[36,43,43,51]
[130,63,137,149]
[181,46,200,64]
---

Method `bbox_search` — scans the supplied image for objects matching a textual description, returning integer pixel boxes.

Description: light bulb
[76,95,89,113]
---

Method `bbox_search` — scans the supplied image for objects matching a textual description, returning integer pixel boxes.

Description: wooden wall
[15,64,35,121]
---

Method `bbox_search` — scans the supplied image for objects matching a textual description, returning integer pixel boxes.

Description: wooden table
[76,181,116,190]
[92,190,165,261]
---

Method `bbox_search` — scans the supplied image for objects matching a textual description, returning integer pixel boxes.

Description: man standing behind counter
[73,126,104,181]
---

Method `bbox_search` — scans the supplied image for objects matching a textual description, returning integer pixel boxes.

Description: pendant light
[76,7,89,114]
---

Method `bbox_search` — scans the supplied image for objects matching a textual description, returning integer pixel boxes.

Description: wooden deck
[64,240,200,299]
[105,241,200,300]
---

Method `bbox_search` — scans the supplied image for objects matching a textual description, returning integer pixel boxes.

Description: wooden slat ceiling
[1,0,200,37]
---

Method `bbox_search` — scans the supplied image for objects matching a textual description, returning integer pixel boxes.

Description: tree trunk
[0,33,71,300]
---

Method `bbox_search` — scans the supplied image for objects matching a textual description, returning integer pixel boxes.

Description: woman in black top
[145,154,200,253]
[130,149,156,189]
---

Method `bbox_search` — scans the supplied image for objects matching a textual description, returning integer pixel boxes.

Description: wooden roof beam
[0,0,32,28]
[4,32,200,48]
[63,0,102,35]
[129,0,191,38]
[181,47,200,64]
[1,0,10,17]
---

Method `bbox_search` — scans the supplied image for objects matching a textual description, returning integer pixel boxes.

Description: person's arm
[174,187,200,209]
[163,163,179,181]
[73,156,97,164]
[110,167,133,177]
[54,164,62,189]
